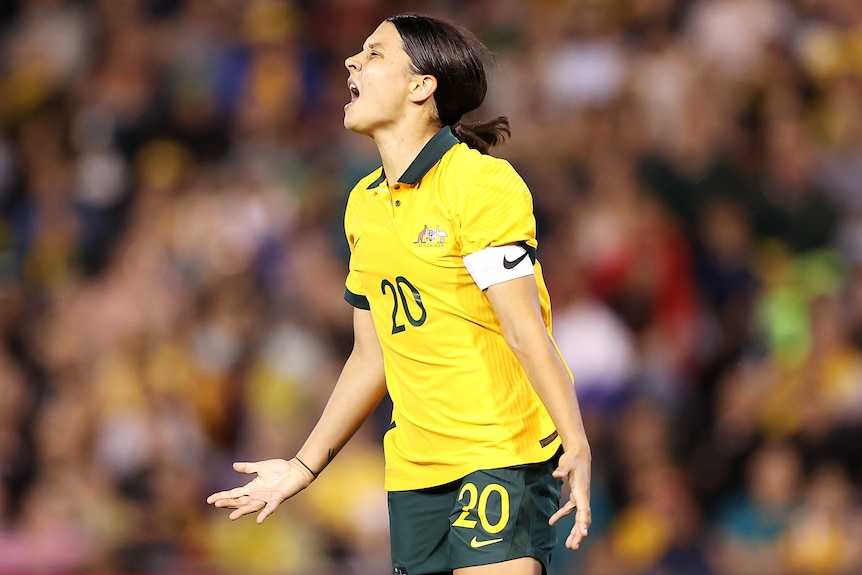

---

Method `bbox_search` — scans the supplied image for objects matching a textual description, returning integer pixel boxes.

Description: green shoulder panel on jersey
[344,288,370,310]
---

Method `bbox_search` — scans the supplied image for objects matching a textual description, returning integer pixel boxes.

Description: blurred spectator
[712,440,803,575]
[592,462,712,575]
[781,462,862,575]
[684,0,796,81]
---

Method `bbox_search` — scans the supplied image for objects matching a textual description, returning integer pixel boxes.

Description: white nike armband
[463,244,534,291]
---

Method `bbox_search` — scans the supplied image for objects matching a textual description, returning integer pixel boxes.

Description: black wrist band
[295,457,319,478]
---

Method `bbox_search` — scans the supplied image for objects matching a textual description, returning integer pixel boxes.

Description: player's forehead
[362,21,404,54]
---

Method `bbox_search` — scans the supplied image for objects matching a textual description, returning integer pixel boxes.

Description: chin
[343,115,371,136]
[343,109,358,130]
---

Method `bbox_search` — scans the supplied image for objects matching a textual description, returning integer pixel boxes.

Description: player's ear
[408,74,437,104]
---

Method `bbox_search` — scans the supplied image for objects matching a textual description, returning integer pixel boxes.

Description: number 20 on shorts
[452,482,510,533]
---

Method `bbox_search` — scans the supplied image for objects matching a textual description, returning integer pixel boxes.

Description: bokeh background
[1,0,861,573]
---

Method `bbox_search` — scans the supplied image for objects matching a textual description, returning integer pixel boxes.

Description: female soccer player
[207,14,592,575]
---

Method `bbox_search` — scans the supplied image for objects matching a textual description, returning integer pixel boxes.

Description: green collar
[366,126,459,189]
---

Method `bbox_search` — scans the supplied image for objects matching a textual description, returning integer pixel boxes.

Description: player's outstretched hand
[206,458,316,524]
[549,449,592,550]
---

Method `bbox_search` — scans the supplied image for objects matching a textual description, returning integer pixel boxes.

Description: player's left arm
[485,276,592,550]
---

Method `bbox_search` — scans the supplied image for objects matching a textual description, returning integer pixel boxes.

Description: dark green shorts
[388,451,562,575]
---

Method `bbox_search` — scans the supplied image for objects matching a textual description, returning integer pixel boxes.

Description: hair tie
[295,457,319,479]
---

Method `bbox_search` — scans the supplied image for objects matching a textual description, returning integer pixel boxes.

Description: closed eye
[364,42,383,58]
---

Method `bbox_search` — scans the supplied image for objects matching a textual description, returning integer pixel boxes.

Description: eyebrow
[365,42,384,52]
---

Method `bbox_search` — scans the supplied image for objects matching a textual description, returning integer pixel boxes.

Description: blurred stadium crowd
[1,0,861,573]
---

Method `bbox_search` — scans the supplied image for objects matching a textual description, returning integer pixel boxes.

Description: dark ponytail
[387,14,510,154]
[453,117,511,154]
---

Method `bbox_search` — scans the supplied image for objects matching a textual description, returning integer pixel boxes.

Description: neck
[373,122,442,186]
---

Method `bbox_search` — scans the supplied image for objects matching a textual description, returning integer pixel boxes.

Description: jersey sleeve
[343,186,370,310]
[456,158,538,289]
[457,158,537,254]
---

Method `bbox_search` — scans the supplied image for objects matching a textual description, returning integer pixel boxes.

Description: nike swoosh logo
[470,536,504,548]
[502,250,528,269]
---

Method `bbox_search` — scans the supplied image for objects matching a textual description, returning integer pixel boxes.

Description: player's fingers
[564,501,591,549]
[565,523,587,550]
[228,499,265,521]
[572,483,592,528]
[233,461,258,474]
[207,487,249,504]
[213,495,252,509]
[574,501,592,531]
[548,500,576,526]
[256,500,281,524]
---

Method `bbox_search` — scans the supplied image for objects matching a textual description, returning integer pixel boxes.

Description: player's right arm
[296,307,386,474]
[206,307,386,523]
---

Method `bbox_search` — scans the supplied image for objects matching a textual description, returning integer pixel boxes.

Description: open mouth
[347,81,360,105]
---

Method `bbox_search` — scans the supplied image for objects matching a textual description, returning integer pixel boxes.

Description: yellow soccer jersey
[344,127,567,491]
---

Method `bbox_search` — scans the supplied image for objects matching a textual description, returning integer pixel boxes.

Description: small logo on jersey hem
[470,536,504,548]
[503,249,528,269]
[414,225,448,247]
[539,430,559,447]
